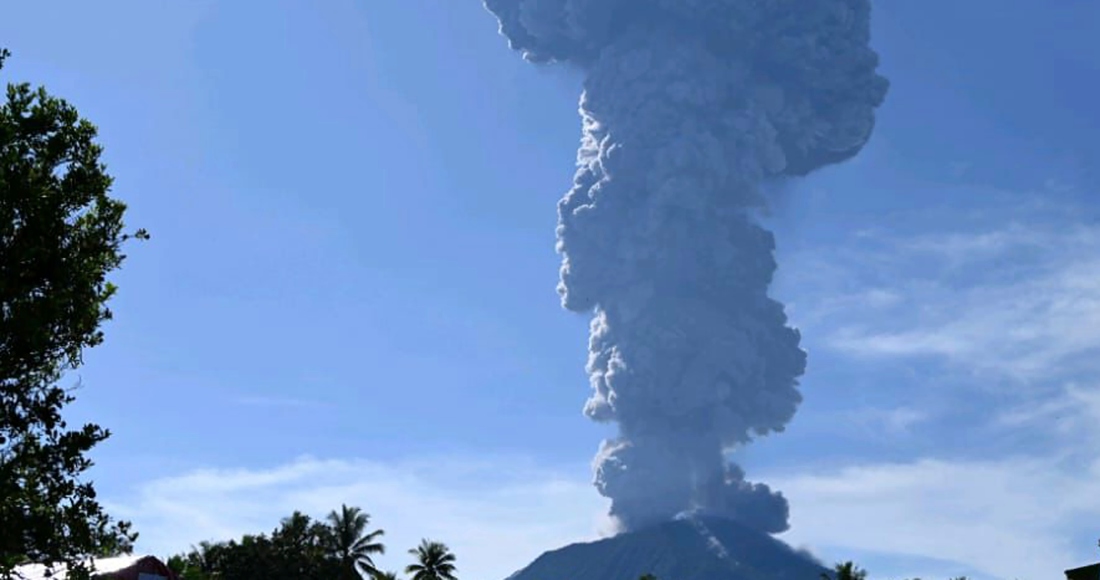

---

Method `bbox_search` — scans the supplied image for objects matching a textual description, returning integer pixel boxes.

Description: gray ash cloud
[484,0,888,533]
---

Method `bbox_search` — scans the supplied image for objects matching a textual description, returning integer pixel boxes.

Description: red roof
[94,555,177,580]
[16,555,178,580]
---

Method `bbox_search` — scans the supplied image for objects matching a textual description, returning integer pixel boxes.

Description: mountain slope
[504,515,827,580]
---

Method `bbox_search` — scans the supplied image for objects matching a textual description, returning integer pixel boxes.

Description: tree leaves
[0,49,143,580]
[405,540,458,580]
[168,510,465,580]
[169,507,385,580]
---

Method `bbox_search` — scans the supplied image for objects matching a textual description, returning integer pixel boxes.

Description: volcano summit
[505,513,829,580]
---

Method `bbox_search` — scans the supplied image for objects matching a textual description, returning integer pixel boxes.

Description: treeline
[636,561,970,580]
[818,561,969,580]
[167,504,457,580]
[814,563,968,580]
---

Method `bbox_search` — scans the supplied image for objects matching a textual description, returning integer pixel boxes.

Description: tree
[272,511,341,579]
[819,561,971,580]
[167,552,211,580]
[0,48,145,579]
[326,503,386,580]
[168,507,379,580]
[171,537,268,580]
[373,571,402,580]
[183,540,225,579]
[404,540,458,580]
[822,562,868,580]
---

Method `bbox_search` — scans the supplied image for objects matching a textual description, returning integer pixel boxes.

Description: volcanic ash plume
[484,0,888,533]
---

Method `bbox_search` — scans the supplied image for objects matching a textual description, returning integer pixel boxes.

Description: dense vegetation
[817,561,968,580]
[166,519,965,580]
[637,562,968,580]
[167,504,459,580]
[0,48,145,580]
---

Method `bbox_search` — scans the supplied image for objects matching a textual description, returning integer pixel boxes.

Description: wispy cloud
[994,382,1100,448]
[110,441,1100,580]
[766,192,1100,580]
[773,380,1100,580]
[839,406,929,437]
[830,248,1100,383]
[107,455,607,580]
[788,196,1100,386]
[767,451,1100,580]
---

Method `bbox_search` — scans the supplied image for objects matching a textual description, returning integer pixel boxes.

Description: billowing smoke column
[484,0,888,533]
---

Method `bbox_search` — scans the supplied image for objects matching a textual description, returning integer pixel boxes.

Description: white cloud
[107,455,608,580]
[826,254,1100,381]
[767,451,1100,580]
[104,347,1099,580]
[767,195,1100,580]
[994,382,1100,448]
[897,221,1045,264]
[788,204,1100,385]
[804,288,905,325]
[110,443,1100,580]
[839,406,929,437]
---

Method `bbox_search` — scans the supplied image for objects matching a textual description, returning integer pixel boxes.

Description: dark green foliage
[825,562,965,580]
[822,562,868,580]
[405,540,458,580]
[168,506,390,580]
[823,562,972,580]
[0,49,144,580]
[327,504,386,580]
[274,511,340,578]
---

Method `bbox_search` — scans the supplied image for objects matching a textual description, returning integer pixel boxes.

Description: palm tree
[373,571,402,580]
[325,504,386,580]
[822,561,868,580]
[405,539,458,580]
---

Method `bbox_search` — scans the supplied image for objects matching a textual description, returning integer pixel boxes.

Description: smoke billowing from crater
[484,0,888,533]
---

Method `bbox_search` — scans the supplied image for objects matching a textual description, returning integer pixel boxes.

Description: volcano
[503,515,828,580]
[481,0,886,573]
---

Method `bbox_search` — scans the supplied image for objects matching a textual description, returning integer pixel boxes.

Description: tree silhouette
[326,504,385,580]
[822,561,868,580]
[405,540,458,580]
[0,47,145,580]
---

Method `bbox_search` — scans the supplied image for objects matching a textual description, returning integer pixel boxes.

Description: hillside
[504,515,827,580]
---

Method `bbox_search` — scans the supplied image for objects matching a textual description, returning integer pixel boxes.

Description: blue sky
[2,2,1099,580]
